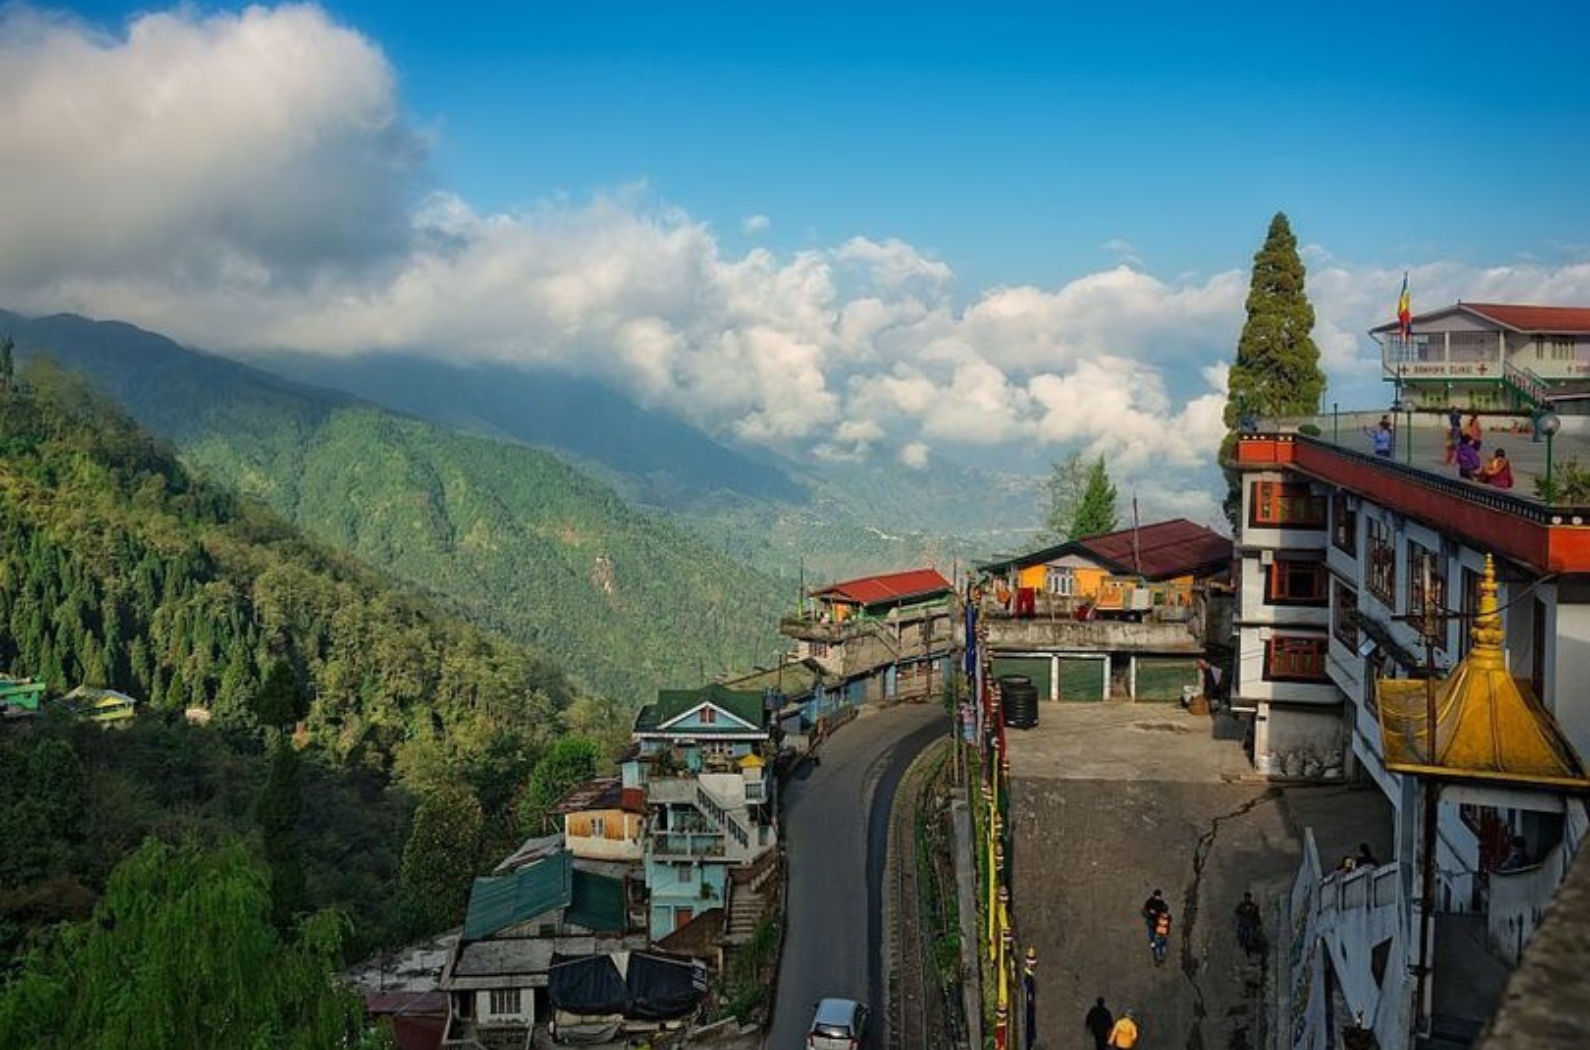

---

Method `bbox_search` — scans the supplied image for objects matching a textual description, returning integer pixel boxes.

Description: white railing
[1487,799,1588,965]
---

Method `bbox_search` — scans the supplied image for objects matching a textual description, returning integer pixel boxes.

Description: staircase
[1501,361,1550,412]
[723,848,781,945]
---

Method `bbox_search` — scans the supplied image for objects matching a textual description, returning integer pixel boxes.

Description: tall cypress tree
[1224,213,1324,426]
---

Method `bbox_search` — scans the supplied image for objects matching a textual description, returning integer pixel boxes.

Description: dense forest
[0,358,615,995]
[0,310,795,703]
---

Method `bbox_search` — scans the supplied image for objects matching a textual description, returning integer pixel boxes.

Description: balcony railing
[651,833,726,859]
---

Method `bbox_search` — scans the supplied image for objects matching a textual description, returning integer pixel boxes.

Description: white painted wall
[1254,702,1345,778]
[1550,602,1590,760]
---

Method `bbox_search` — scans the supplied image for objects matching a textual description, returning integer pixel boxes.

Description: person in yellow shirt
[1108,1009,1140,1049]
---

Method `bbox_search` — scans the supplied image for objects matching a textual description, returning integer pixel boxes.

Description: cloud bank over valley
[4,4,1590,530]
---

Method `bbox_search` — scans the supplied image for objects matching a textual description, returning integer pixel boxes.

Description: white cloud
[899,441,931,469]
[1102,237,1143,268]
[2,4,1588,523]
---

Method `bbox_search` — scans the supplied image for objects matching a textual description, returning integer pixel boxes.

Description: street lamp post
[1391,398,1409,463]
[1540,410,1562,501]
[1404,401,1414,464]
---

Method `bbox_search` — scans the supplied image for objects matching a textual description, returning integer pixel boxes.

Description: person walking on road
[1141,888,1169,935]
[1235,891,1263,958]
[1150,908,1172,965]
[1107,1009,1141,1049]
[1085,997,1114,1050]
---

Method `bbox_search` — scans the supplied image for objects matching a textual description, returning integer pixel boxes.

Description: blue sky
[277,2,1590,285]
[3,1,1589,527]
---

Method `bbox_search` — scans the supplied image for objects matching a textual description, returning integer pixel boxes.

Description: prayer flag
[1397,273,1412,341]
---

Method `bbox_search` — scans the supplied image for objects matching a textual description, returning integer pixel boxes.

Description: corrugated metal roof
[553,777,639,815]
[463,851,572,941]
[812,568,953,606]
[1371,301,1590,335]
[1460,303,1590,334]
[1074,519,1233,580]
[566,870,626,933]
[979,519,1230,581]
[635,683,766,733]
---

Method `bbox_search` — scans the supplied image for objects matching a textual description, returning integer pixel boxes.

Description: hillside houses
[779,568,958,707]
[972,519,1233,702]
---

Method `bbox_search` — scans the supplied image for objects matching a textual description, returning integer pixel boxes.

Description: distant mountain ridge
[244,346,1045,573]
[243,351,808,510]
[0,309,790,704]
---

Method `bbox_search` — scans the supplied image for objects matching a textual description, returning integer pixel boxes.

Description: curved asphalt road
[765,703,949,1050]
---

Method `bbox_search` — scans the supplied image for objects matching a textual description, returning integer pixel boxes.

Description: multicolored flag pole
[1397,272,1412,342]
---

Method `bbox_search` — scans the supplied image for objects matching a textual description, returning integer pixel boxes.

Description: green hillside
[0,359,576,767]
[0,311,791,704]
[181,405,793,702]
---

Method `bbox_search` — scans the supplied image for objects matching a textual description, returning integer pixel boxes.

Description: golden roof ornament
[1376,553,1589,788]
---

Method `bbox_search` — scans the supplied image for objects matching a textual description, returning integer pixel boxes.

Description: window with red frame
[1265,636,1329,682]
[1251,481,1326,528]
[1267,559,1328,605]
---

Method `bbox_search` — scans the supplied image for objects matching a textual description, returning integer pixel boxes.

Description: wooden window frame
[1333,580,1359,649]
[1264,635,1329,683]
[488,988,522,1017]
[1267,559,1328,605]
[1251,480,1327,529]
[1332,494,1357,555]
[1407,542,1447,651]
[1366,518,1396,605]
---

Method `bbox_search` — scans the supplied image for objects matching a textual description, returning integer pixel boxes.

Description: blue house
[624,684,779,942]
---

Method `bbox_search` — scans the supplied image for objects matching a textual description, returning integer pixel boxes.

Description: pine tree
[0,337,13,394]
[1224,213,1324,426]
[256,737,307,930]
[1069,457,1119,540]
[398,784,485,935]
[250,657,307,731]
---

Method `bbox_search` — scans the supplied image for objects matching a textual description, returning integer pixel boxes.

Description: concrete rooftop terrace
[1234,413,1590,577]
[1296,408,1590,506]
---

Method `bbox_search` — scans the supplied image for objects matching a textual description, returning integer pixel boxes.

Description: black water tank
[999,675,1039,729]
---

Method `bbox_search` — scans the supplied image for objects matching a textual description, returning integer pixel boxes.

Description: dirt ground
[1002,701,1391,1050]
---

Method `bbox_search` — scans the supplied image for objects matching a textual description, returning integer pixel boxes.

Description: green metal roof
[462,850,572,941]
[633,683,765,734]
[719,660,834,700]
[566,870,626,933]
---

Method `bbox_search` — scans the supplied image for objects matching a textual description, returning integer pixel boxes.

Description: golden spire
[1466,554,1505,670]
[1376,552,1589,787]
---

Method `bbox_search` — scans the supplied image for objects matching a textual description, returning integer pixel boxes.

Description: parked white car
[808,997,868,1050]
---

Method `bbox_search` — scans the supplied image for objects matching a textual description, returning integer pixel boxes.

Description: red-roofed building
[973,520,1233,702]
[809,568,953,618]
[1370,301,1590,414]
[781,567,956,707]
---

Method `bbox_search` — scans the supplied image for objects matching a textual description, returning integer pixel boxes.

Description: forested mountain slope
[0,311,790,703]
[0,359,575,765]
[251,349,1037,576]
